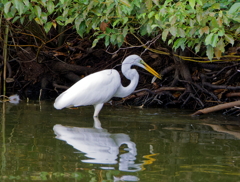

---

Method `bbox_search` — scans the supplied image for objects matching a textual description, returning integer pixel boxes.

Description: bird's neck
[114,67,139,98]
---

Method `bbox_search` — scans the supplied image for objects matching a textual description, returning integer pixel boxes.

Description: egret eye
[140,60,145,64]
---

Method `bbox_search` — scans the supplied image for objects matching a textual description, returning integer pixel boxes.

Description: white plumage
[54,55,161,117]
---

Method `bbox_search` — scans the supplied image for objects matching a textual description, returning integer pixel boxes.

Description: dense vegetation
[0,0,240,114]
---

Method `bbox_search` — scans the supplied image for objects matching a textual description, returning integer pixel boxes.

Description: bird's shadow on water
[53,117,142,174]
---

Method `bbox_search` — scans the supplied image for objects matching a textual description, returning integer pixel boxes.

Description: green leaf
[65,18,75,25]
[205,33,214,45]
[155,13,160,21]
[211,28,219,34]
[113,19,121,27]
[168,38,173,45]
[196,0,203,6]
[133,0,141,7]
[196,14,202,24]
[40,12,48,24]
[211,34,219,47]
[105,35,110,47]
[195,42,201,53]
[189,0,195,10]
[169,15,176,25]
[189,19,196,27]
[206,45,214,60]
[44,22,53,33]
[75,16,84,30]
[92,17,99,30]
[169,26,177,37]
[23,0,30,7]
[12,16,20,23]
[87,1,94,12]
[225,34,234,45]
[97,34,105,39]
[148,11,155,19]
[187,40,194,48]
[77,22,86,37]
[20,16,25,24]
[117,34,124,47]
[140,25,147,36]
[151,24,158,30]
[222,15,229,26]
[106,27,112,34]
[235,27,240,36]
[173,38,186,50]
[122,26,128,37]
[116,5,122,17]
[56,16,65,25]
[129,26,135,33]
[211,3,220,10]
[47,1,55,14]
[216,38,225,53]
[29,13,35,21]
[92,38,100,48]
[152,0,159,6]
[34,5,42,18]
[4,2,12,14]
[123,17,128,25]
[228,3,240,14]
[162,29,169,41]
[14,0,24,15]
[178,28,185,37]
[205,33,219,47]
[164,0,172,6]
[218,29,225,36]
[110,34,117,44]
[189,27,197,37]
[146,24,152,34]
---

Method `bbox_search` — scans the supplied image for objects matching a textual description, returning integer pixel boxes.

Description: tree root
[223,107,240,116]
[192,100,240,116]
[179,92,204,108]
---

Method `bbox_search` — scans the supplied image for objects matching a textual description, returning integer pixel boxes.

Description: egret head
[124,55,162,79]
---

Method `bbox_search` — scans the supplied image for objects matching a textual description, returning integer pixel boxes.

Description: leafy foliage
[1,0,240,59]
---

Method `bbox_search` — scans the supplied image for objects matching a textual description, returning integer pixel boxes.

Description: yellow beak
[143,61,162,79]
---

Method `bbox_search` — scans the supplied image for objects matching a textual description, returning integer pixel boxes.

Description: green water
[1,101,240,181]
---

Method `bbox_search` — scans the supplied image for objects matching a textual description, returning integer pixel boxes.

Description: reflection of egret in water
[0,94,20,104]
[53,117,142,172]
[8,94,20,104]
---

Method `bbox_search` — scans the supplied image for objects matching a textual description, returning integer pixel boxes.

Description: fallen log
[192,100,240,116]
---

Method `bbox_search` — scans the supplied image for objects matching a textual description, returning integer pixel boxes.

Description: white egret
[54,55,161,117]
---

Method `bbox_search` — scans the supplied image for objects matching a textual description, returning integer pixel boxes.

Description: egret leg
[93,103,104,117]
[93,117,102,129]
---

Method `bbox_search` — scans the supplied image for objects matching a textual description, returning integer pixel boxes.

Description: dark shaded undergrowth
[1,30,240,115]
